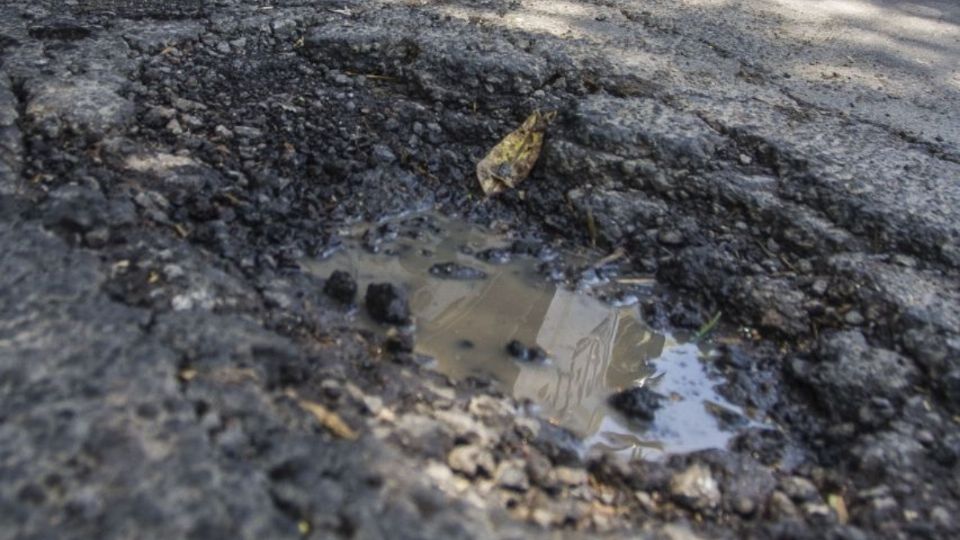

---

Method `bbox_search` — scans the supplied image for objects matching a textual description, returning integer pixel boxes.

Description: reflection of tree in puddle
[414,272,666,440]
[593,432,665,461]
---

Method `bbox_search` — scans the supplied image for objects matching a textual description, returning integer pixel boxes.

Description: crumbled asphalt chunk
[428,262,487,280]
[609,386,663,421]
[365,282,411,324]
[323,269,357,304]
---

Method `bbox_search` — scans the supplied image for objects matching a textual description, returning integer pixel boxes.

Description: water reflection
[305,216,746,459]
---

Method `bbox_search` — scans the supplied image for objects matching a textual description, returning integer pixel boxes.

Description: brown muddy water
[305,215,753,460]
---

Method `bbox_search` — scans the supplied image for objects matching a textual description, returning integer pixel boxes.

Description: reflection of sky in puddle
[305,215,750,459]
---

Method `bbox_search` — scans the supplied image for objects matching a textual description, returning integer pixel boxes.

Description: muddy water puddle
[305,215,752,460]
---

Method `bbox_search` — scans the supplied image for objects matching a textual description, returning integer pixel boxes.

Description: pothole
[305,214,755,460]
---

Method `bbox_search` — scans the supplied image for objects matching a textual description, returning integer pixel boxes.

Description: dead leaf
[828,494,848,524]
[298,399,358,440]
[476,110,556,196]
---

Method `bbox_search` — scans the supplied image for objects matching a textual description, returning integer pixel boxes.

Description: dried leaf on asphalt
[476,110,556,196]
[298,399,358,440]
[828,493,848,524]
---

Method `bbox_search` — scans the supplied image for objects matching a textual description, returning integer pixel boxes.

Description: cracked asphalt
[1,1,959,538]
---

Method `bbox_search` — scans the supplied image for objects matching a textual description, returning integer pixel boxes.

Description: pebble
[670,464,721,510]
[365,282,410,324]
[780,476,820,502]
[844,309,865,325]
[769,490,801,518]
[657,229,685,246]
[447,445,495,478]
[506,340,548,362]
[531,508,555,528]
[733,495,756,516]
[554,466,588,486]
[495,461,530,492]
[608,386,662,421]
[323,270,357,304]
[214,124,233,139]
[166,118,183,134]
[233,125,263,139]
[370,143,396,164]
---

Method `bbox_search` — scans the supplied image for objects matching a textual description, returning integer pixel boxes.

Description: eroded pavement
[1,1,959,538]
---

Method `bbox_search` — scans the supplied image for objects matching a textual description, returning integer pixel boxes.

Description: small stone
[324,270,357,304]
[531,508,555,528]
[505,340,547,362]
[658,524,705,540]
[844,310,865,325]
[635,491,657,512]
[608,386,662,421]
[733,495,756,516]
[166,118,183,134]
[214,125,233,139]
[370,143,396,164]
[780,476,820,502]
[670,464,721,510]
[802,502,834,522]
[447,445,495,478]
[144,105,176,127]
[467,394,514,418]
[233,125,263,139]
[495,461,529,491]
[657,229,684,246]
[930,506,953,528]
[182,114,204,129]
[769,490,800,519]
[365,282,410,324]
[362,395,383,416]
[811,279,829,296]
[555,467,588,486]
[263,290,293,309]
[524,452,554,488]
[83,227,110,248]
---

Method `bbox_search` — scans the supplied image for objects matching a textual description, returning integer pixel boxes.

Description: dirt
[1,1,959,539]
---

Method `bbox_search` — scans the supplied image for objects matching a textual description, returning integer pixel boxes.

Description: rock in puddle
[608,386,663,421]
[506,339,548,362]
[365,282,411,324]
[324,269,357,304]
